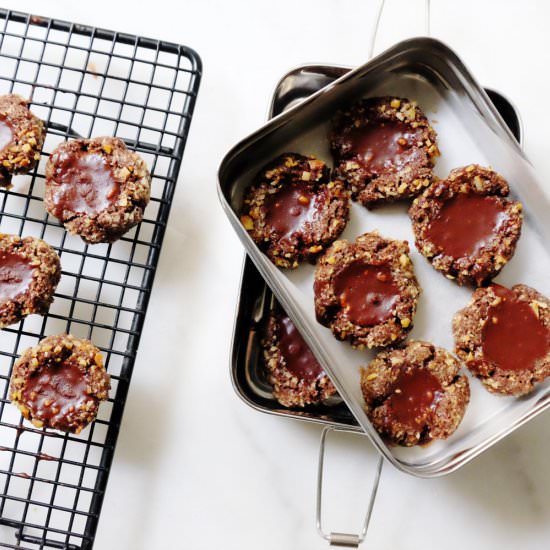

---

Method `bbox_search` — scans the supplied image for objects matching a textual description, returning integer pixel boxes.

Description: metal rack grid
[0,9,201,549]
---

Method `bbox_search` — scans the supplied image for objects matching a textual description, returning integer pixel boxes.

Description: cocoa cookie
[263,309,336,407]
[0,234,61,328]
[330,96,438,208]
[360,340,470,446]
[409,164,523,286]
[453,283,550,396]
[10,334,110,434]
[314,231,420,349]
[0,94,45,189]
[240,153,350,268]
[44,137,151,244]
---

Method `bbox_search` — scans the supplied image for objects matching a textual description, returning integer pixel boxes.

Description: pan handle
[368,0,431,59]
[315,426,384,548]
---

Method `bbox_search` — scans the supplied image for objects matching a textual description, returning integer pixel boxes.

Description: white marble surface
[3,0,550,548]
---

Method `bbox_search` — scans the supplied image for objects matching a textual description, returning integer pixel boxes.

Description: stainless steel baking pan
[219,37,548,477]
[230,63,522,433]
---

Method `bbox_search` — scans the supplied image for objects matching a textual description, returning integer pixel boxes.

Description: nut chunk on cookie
[240,153,350,268]
[330,96,438,208]
[453,284,550,396]
[0,94,45,189]
[10,334,110,434]
[45,137,151,244]
[314,231,420,349]
[262,309,336,407]
[0,234,61,328]
[361,341,470,447]
[409,164,522,286]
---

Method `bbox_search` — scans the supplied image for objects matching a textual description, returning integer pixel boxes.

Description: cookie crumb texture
[454,284,550,396]
[240,153,350,269]
[330,96,438,208]
[314,231,420,349]
[0,234,61,328]
[10,334,110,434]
[0,94,45,189]
[45,137,151,244]
[263,310,336,407]
[409,164,523,286]
[361,341,470,446]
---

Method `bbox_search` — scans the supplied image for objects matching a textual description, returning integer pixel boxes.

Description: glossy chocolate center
[278,314,324,381]
[22,362,90,427]
[264,182,317,239]
[482,285,550,372]
[0,117,13,151]
[386,368,442,427]
[425,194,508,259]
[50,152,120,217]
[0,252,34,302]
[333,261,400,326]
[348,121,421,173]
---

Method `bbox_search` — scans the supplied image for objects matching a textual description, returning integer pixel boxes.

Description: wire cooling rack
[0,9,201,549]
